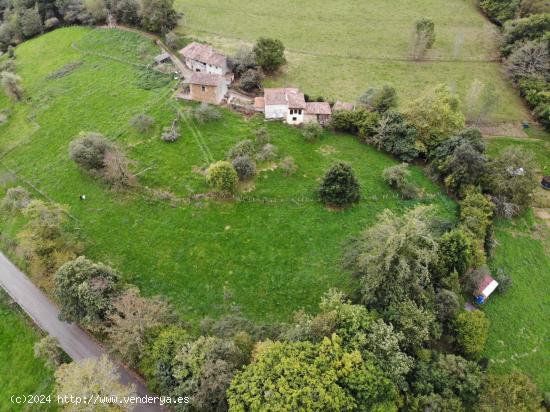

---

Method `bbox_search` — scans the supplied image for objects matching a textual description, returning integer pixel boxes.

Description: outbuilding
[304,102,332,125]
[187,72,228,104]
[474,274,499,304]
[179,42,229,75]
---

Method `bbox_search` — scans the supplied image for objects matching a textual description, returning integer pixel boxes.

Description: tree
[129,114,154,133]
[55,355,135,411]
[206,161,238,195]
[358,85,397,112]
[231,155,256,181]
[436,229,474,280]
[238,67,263,92]
[318,162,361,207]
[454,310,489,358]
[1,71,23,101]
[253,37,286,72]
[479,371,544,411]
[84,0,108,23]
[113,0,140,26]
[485,147,538,216]
[331,107,379,140]
[34,336,66,368]
[231,45,256,76]
[1,186,30,212]
[20,6,43,38]
[435,289,461,325]
[107,287,175,367]
[172,336,250,411]
[141,326,188,394]
[404,84,465,155]
[412,352,483,408]
[301,121,322,142]
[501,14,550,56]
[411,18,436,60]
[54,256,122,329]
[227,139,255,160]
[19,200,78,278]
[386,299,438,352]
[344,206,438,309]
[69,132,114,172]
[139,0,179,35]
[505,39,550,82]
[371,111,419,162]
[102,148,136,188]
[227,336,398,411]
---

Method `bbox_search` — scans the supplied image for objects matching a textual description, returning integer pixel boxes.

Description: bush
[34,336,66,368]
[68,132,114,171]
[232,156,256,181]
[192,103,221,123]
[206,161,238,195]
[436,229,474,280]
[161,123,180,142]
[256,143,278,162]
[319,162,361,207]
[382,163,409,190]
[331,107,379,140]
[411,18,436,60]
[494,268,512,293]
[129,114,155,133]
[372,111,419,162]
[301,122,323,142]
[44,17,60,30]
[231,45,257,76]
[1,186,30,212]
[54,256,122,330]
[227,139,255,160]
[279,156,297,176]
[102,149,136,188]
[454,310,489,358]
[358,85,397,112]
[254,127,271,146]
[253,37,286,72]
[1,71,23,101]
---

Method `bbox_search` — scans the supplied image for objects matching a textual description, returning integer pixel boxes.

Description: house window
[201,85,206,92]
[292,117,297,121]
[196,68,200,72]
[298,109,302,115]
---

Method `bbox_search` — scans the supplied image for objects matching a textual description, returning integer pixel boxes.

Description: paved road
[0,252,162,412]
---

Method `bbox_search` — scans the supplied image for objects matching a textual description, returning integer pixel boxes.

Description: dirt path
[0,253,162,412]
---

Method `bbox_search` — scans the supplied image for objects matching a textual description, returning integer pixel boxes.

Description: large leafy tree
[54,256,121,329]
[454,310,489,359]
[344,206,439,309]
[404,84,465,155]
[253,37,286,72]
[138,0,179,35]
[479,371,544,411]
[228,335,398,411]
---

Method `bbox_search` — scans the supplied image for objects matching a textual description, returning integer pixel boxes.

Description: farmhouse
[179,42,229,75]
[254,88,332,125]
[474,274,499,304]
[186,72,228,104]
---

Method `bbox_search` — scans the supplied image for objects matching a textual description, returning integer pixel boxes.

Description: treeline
[0,0,180,51]
[479,1,549,129]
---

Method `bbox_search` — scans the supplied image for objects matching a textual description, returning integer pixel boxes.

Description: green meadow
[176,0,528,123]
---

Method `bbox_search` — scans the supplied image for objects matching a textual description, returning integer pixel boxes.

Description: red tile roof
[263,88,305,108]
[179,42,226,67]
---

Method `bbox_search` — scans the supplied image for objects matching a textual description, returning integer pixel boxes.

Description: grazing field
[0,290,57,411]
[483,135,550,391]
[176,0,528,123]
[0,27,454,324]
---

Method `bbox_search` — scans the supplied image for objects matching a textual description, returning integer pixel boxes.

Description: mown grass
[175,0,528,122]
[0,27,454,324]
[0,290,57,411]
[482,134,550,391]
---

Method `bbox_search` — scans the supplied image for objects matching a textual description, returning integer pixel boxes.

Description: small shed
[304,102,332,125]
[154,52,171,65]
[474,274,499,304]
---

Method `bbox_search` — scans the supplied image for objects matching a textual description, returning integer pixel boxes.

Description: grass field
[482,135,550,391]
[0,290,57,411]
[175,0,528,123]
[0,27,455,324]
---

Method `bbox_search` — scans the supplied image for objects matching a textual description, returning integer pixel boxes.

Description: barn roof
[188,72,223,86]
[476,274,499,298]
[305,102,332,115]
[179,42,226,67]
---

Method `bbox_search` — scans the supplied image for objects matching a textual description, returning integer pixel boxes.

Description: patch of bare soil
[258,162,278,172]
[478,123,528,138]
[534,207,550,228]
[238,180,256,193]
[317,145,338,156]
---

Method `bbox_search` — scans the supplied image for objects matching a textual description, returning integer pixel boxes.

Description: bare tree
[410,19,436,61]
[505,40,549,82]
